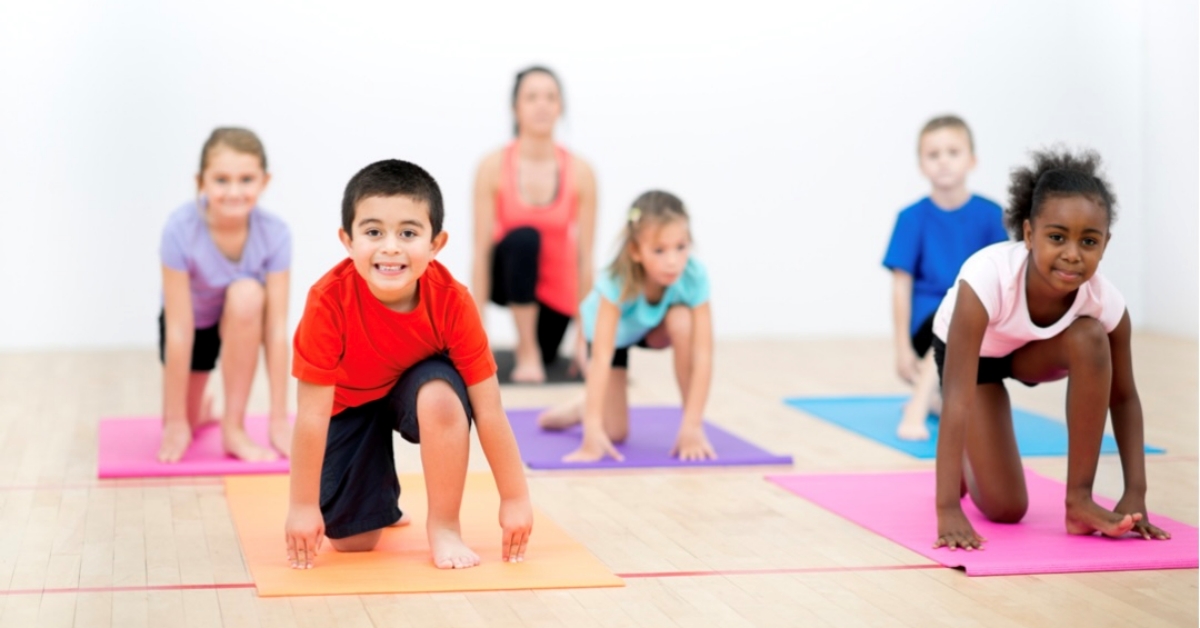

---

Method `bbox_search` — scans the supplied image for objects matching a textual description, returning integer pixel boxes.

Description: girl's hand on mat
[285,504,325,569]
[934,507,986,551]
[562,432,624,463]
[1116,495,1172,540]
[500,496,533,563]
[671,427,717,461]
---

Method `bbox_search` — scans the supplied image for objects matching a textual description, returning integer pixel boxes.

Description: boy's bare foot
[269,419,293,457]
[896,403,930,441]
[428,523,480,569]
[158,421,193,463]
[537,398,584,430]
[223,424,280,462]
[1066,497,1141,537]
[388,511,412,527]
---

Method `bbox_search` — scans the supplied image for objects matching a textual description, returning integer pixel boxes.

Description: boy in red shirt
[285,159,532,570]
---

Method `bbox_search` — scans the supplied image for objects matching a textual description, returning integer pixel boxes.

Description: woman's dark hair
[1005,147,1118,239]
[511,65,563,136]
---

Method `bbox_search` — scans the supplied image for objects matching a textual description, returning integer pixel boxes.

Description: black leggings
[490,227,572,365]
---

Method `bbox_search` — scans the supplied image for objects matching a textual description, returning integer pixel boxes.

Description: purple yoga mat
[507,406,793,470]
[767,469,1198,576]
[97,415,290,479]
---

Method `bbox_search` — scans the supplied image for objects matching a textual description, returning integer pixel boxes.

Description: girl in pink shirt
[932,148,1170,550]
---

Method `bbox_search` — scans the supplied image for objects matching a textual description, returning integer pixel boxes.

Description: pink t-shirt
[932,242,1126,358]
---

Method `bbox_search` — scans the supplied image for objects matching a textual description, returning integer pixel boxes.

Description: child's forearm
[162,336,193,422]
[1110,396,1148,495]
[934,402,969,510]
[476,410,530,500]
[581,357,611,433]
[264,326,289,420]
[681,351,712,430]
[290,383,333,507]
[891,272,914,351]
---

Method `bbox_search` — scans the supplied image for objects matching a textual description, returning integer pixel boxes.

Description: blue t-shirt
[579,258,710,348]
[160,200,292,329]
[882,195,1007,335]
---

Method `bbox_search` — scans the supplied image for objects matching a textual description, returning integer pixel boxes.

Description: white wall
[1143,0,1199,339]
[0,0,1190,350]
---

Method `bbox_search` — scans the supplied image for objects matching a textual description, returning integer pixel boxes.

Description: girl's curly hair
[1005,147,1117,239]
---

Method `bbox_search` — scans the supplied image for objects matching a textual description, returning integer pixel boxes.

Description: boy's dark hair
[341,160,444,238]
[1006,147,1117,239]
[919,115,974,154]
[511,65,563,136]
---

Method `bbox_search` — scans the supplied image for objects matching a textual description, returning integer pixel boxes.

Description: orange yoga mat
[225,473,624,597]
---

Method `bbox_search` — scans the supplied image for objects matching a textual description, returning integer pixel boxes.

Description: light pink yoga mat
[767,470,1198,576]
[97,415,290,478]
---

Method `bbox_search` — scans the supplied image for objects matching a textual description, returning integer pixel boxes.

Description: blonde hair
[198,127,267,179]
[919,114,974,154]
[608,190,690,302]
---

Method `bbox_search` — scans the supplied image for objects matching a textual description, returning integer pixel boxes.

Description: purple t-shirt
[160,200,291,328]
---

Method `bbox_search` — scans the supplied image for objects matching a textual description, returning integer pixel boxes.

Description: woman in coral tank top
[472,66,598,383]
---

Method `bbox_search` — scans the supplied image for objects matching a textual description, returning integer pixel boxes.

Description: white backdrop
[0,0,1195,350]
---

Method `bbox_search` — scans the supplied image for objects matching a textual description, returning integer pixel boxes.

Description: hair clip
[628,207,642,223]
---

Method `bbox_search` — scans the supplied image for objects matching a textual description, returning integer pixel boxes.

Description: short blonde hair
[919,115,974,154]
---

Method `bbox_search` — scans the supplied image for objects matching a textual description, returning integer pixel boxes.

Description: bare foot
[428,523,480,569]
[192,394,220,431]
[158,420,192,463]
[269,419,293,458]
[895,403,930,441]
[388,510,412,527]
[1066,497,1141,537]
[510,360,546,384]
[222,424,280,462]
[537,397,584,430]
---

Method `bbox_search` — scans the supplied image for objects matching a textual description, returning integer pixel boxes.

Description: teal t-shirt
[579,257,710,348]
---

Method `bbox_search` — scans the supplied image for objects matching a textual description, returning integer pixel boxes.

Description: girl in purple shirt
[158,128,292,463]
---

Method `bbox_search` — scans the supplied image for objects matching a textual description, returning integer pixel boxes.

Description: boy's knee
[224,279,266,321]
[416,380,467,429]
[329,529,382,552]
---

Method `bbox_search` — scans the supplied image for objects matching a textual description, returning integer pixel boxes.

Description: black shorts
[158,310,221,372]
[320,355,474,539]
[589,337,653,369]
[910,314,935,358]
[932,337,1036,387]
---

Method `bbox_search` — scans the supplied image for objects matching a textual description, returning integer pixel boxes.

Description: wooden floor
[0,336,1195,627]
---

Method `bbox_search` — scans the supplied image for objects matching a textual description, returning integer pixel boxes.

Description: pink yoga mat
[767,470,1198,576]
[97,415,290,478]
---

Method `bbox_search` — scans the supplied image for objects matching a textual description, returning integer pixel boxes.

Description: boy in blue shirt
[883,115,1008,440]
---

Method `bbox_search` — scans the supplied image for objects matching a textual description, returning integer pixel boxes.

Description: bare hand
[1115,494,1172,540]
[671,426,717,461]
[934,506,986,551]
[499,495,534,563]
[285,503,326,569]
[896,348,919,385]
[562,431,624,463]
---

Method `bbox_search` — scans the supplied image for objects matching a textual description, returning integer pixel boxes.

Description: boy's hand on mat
[935,507,986,551]
[500,495,533,563]
[1115,495,1172,540]
[562,433,624,463]
[671,427,717,461]
[285,504,325,569]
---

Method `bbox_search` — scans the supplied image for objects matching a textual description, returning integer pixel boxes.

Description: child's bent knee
[329,529,383,552]
[979,497,1028,524]
[416,380,467,428]
[224,279,266,320]
[1064,317,1110,363]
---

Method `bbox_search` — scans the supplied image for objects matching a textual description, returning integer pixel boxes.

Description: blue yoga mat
[784,395,1165,459]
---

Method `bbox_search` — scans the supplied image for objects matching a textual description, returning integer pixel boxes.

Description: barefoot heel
[225,473,623,596]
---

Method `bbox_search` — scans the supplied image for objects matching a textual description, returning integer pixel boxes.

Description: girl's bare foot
[158,421,193,463]
[192,394,220,431]
[896,403,930,441]
[269,419,293,457]
[1066,497,1140,537]
[537,397,584,430]
[223,424,279,462]
[428,523,479,569]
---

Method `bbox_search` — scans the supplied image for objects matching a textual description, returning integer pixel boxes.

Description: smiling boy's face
[339,195,448,312]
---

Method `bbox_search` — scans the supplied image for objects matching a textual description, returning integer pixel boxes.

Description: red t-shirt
[292,258,497,416]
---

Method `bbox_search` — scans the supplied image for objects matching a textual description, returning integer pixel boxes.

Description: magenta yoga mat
[508,406,793,470]
[766,469,1197,576]
[97,415,290,479]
